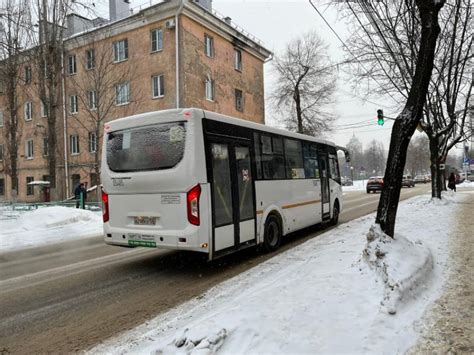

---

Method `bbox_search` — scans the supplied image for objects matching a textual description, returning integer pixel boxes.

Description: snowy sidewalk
[90,189,473,355]
[409,189,474,353]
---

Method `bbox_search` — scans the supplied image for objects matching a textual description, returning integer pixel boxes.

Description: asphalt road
[0,184,430,353]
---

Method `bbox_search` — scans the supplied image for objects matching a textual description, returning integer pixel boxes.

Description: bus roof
[105,108,337,147]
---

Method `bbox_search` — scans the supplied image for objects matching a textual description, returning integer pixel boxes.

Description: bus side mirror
[336,146,351,163]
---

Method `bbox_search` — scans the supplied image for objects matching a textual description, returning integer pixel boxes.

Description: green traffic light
[377,109,384,126]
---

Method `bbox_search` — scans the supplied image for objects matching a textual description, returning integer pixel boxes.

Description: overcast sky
[93,0,442,151]
[210,0,401,149]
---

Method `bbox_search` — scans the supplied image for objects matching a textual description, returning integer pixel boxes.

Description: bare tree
[363,139,386,176]
[68,30,142,197]
[405,135,430,177]
[421,1,473,197]
[333,0,446,237]
[0,0,30,197]
[26,0,93,198]
[271,31,337,135]
[340,1,472,199]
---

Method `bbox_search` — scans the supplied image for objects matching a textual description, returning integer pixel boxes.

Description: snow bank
[457,180,473,189]
[90,190,469,355]
[364,224,433,315]
[0,206,102,252]
[342,179,367,192]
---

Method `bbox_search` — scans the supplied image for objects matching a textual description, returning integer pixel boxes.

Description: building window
[151,28,163,52]
[88,90,97,110]
[26,176,34,196]
[70,95,78,114]
[115,82,130,105]
[152,75,165,98]
[25,139,34,159]
[234,49,242,71]
[204,34,214,57]
[113,39,129,62]
[88,132,97,153]
[0,144,4,161]
[205,77,214,101]
[41,101,48,117]
[24,66,32,83]
[68,55,77,75]
[86,49,95,70]
[43,137,49,156]
[0,111,3,127]
[24,102,32,121]
[0,178,4,196]
[70,134,80,155]
[235,89,243,112]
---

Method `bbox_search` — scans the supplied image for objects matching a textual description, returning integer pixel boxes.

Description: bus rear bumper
[103,225,208,253]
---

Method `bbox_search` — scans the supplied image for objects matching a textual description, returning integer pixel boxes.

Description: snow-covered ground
[1,189,471,353]
[88,189,472,355]
[0,206,102,252]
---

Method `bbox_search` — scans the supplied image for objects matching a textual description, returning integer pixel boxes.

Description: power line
[308,0,404,108]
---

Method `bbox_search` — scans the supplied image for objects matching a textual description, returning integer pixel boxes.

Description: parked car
[402,174,415,188]
[366,176,384,193]
[456,172,466,184]
[414,175,429,184]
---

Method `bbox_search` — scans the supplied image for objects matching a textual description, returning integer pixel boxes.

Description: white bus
[101,108,348,260]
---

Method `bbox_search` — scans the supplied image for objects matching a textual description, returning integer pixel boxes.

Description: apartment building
[0,0,272,202]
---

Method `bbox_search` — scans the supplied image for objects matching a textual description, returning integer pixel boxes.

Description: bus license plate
[134,216,156,225]
[128,234,156,248]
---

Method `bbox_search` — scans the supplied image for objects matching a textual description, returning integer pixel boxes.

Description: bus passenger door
[209,140,256,255]
[319,153,331,220]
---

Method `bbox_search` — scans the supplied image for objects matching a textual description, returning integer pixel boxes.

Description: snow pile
[342,179,367,192]
[0,206,102,252]
[457,180,473,189]
[89,190,470,355]
[364,224,433,315]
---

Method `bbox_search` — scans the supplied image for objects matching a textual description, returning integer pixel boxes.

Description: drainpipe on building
[61,48,70,199]
[175,0,185,109]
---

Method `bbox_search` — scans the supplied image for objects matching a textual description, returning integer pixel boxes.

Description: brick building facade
[0,0,271,202]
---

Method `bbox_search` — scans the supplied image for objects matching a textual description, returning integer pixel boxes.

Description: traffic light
[377,109,384,125]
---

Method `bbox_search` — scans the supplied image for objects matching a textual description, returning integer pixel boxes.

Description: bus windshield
[106,122,186,172]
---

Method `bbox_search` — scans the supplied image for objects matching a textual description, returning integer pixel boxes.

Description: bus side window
[329,155,340,182]
[285,139,304,179]
[261,135,285,180]
[303,143,319,179]
[270,137,286,179]
[254,132,262,179]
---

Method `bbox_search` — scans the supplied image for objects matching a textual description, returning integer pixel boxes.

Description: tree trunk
[375,0,444,238]
[7,78,19,193]
[293,88,303,134]
[429,135,442,198]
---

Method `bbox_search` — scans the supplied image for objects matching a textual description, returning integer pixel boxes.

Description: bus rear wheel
[330,201,339,226]
[263,214,282,252]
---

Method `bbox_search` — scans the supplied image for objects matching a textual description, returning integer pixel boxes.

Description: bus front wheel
[263,214,282,252]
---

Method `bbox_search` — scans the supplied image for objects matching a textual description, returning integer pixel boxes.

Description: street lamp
[350,166,354,182]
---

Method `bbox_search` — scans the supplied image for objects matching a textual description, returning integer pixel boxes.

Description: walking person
[74,183,87,208]
[448,172,456,192]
